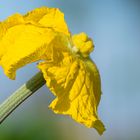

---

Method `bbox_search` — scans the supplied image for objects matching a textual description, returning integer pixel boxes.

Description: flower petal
[38,53,105,135]
[24,7,70,35]
[0,14,24,57]
[0,7,70,79]
[0,25,56,79]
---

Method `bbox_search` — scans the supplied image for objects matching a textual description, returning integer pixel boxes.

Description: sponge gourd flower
[0,7,105,135]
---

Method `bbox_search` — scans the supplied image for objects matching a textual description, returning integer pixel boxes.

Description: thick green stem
[0,71,46,124]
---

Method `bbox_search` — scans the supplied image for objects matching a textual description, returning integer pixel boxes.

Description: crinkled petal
[0,7,70,79]
[24,7,50,23]
[0,14,24,43]
[38,53,105,135]
[24,7,70,35]
[0,25,56,79]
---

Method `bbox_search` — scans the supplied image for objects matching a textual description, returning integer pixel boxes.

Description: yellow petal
[0,7,70,79]
[24,7,49,23]
[24,7,70,35]
[38,53,105,135]
[0,14,24,38]
[0,25,56,79]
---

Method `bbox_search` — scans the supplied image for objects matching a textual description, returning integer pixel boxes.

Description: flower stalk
[0,71,45,124]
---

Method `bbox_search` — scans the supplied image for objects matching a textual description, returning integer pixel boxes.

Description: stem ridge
[0,72,46,124]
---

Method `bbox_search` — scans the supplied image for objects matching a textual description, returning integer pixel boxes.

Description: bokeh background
[0,0,140,140]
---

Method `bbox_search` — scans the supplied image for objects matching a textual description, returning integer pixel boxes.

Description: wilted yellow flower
[0,7,105,134]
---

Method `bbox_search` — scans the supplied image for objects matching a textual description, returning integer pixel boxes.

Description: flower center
[72,32,94,57]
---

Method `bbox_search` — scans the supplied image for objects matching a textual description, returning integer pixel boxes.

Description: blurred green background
[0,0,140,140]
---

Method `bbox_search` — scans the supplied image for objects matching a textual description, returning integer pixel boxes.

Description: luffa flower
[0,7,105,134]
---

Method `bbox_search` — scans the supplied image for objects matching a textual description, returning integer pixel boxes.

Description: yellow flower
[0,7,105,134]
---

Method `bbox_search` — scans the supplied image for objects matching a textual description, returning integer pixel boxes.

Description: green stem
[0,72,46,124]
